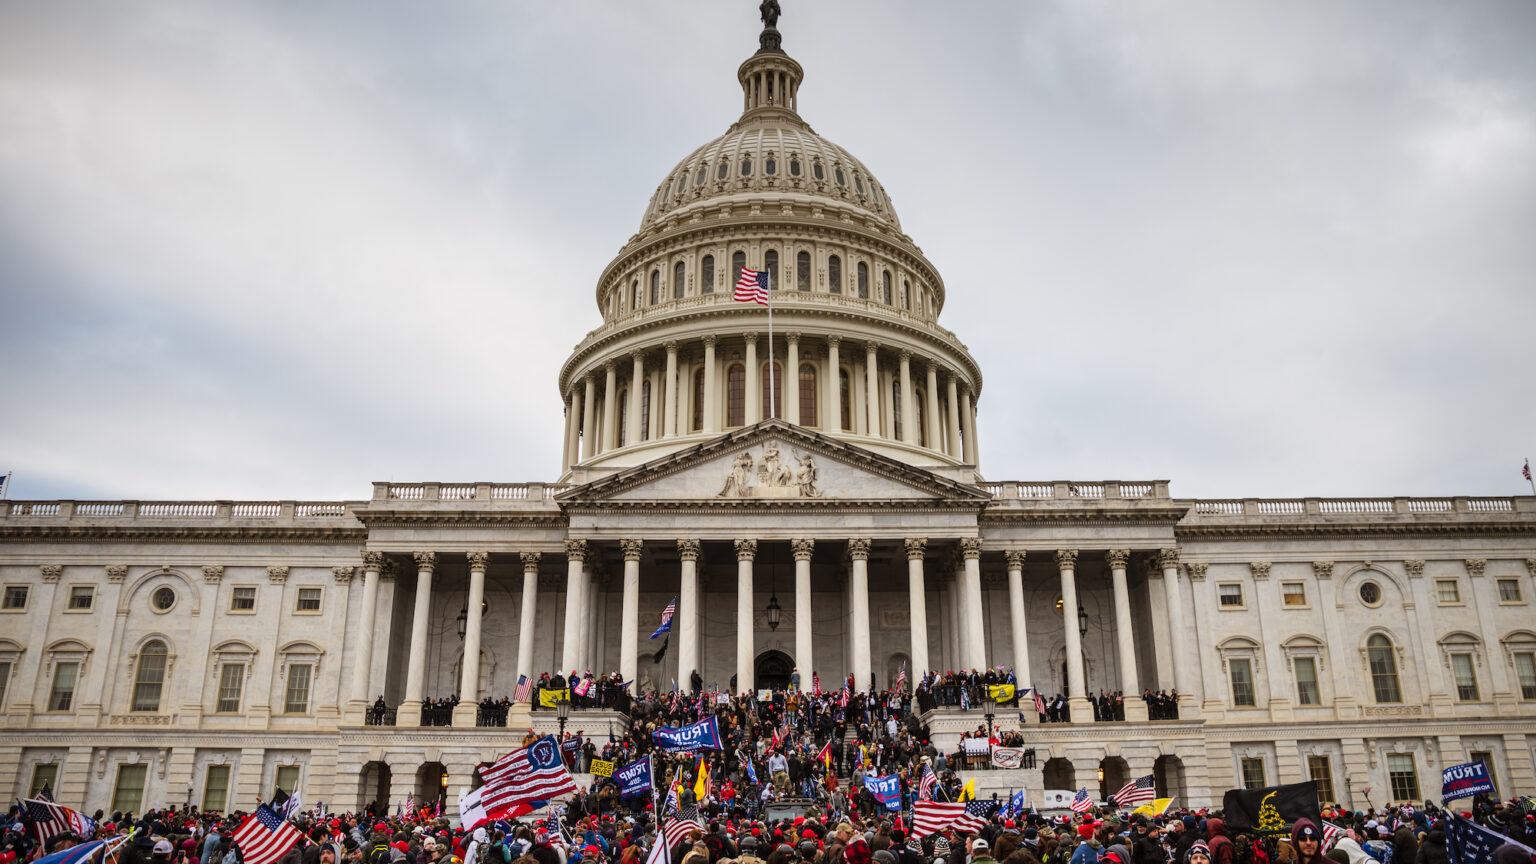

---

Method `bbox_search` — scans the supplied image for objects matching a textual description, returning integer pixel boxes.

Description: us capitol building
[2,13,1533,818]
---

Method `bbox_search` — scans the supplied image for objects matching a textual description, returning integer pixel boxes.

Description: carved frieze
[717,440,823,498]
[107,564,129,583]
[40,564,62,582]
[1312,561,1334,580]
[267,566,289,585]
[1250,562,1271,581]
[1465,558,1486,578]
[201,565,222,584]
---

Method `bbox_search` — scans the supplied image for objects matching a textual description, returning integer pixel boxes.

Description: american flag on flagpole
[1524,459,1532,482]
[661,800,705,850]
[1112,774,1156,807]
[651,598,677,639]
[812,673,820,694]
[23,799,94,845]
[513,674,533,704]
[1033,689,1046,715]
[1321,822,1344,851]
[953,800,997,833]
[894,663,906,692]
[911,801,967,837]
[1069,787,1094,813]
[733,269,769,305]
[230,804,303,864]
[917,764,938,802]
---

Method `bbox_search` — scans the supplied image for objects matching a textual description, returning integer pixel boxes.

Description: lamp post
[982,695,997,742]
[1077,606,1088,638]
[456,600,488,640]
[186,784,193,809]
[440,770,448,808]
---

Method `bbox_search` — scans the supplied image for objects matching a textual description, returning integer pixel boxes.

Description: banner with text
[1442,761,1497,801]
[653,716,723,752]
[866,773,903,812]
[589,759,614,777]
[615,756,653,799]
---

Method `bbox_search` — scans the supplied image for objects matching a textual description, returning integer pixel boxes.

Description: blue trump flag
[1446,813,1532,864]
[1442,761,1497,801]
[653,716,723,752]
[866,773,903,812]
[615,755,653,799]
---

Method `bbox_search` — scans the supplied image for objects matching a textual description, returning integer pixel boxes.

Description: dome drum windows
[857,262,869,299]
[765,154,777,176]
[696,166,708,186]
[650,271,661,306]
[881,271,892,305]
[789,157,801,177]
[701,255,715,294]
[732,251,747,288]
[718,161,730,181]
[812,161,825,181]
[764,250,778,290]
[827,255,842,294]
[673,261,686,299]
[740,155,753,177]
[796,251,811,291]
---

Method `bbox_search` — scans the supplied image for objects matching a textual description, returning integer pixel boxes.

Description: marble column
[745,333,760,424]
[961,538,986,670]
[848,539,873,691]
[677,539,701,689]
[702,336,718,433]
[452,552,488,725]
[348,551,383,707]
[620,540,642,685]
[792,539,814,682]
[924,362,942,451]
[601,363,618,452]
[580,376,597,460]
[785,333,801,424]
[561,541,587,674]
[1057,549,1090,721]
[898,351,916,444]
[961,388,978,468]
[663,341,679,438]
[399,551,436,727]
[1160,547,1196,715]
[515,553,540,684]
[564,390,580,471]
[905,538,929,682]
[1107,549,1147,720]
[825,337,842,433]
[864,341,880,437]
[735,539,757,693]
[1005,551,1031,706]
[628,352,645,447]
[945,374,962,458]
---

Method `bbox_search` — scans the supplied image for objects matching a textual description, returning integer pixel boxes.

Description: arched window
[813,161,825,181]
[762,362,782,419]
[701,255,715,294]
[740,155,753,176]
[839,369,852,430]
[891,379,902,440]
[692,369,705,431]
[799,363,817,426]
[914,387,926,444]
[695,166,707,186]
[902,279,911,309]
[732,251,746,288]
[727,364,746,427]
[857,262,869,299]
[617,388,628,446]
[1367,634,1402,703]
[674,261,686,299]
[765,250,779,291]
[765,156,777,175]
[797,251,811,291]
[828,255,842,294]
[650,271,660,305]
[718,161,729,181]
[133,640,168,712]
[790,158,801,177]
[639,380,651,442]
[632,279,641,311]
[881,271,892,304]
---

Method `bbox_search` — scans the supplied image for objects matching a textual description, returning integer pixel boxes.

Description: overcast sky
[2,2,1534,502]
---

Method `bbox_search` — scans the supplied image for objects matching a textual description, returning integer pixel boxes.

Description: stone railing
[372,482,573,502]
[981,481,1171,500]
[1,500,361,519]
[1186,496,1527,516]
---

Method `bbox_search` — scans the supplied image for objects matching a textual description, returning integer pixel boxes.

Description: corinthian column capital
[960,538,983,560]
[1105,549,1130,569]
[520,551,542,572]
[904,538,927,561]
[413,551,437,571]
[621,540,644,562]
[847,538,872,561]
[1158,547,1181,570]
[563,540,588,562]
[735,538,758,561]
[792,539,815,561]
[467,551,490,572]
[1004,551,1027,571]
[1055,549,1078,570]
[676,539,702,561]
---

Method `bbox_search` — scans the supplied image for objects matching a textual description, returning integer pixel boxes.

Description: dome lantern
[737,7,802,120]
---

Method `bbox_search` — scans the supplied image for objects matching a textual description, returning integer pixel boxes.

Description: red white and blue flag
[1524,459,1532,481]
[31,837,126,864]
[22,799,94,845]
[1112,774,1156,807]
[734,269,769,305]
[230,804,303,864]
[1070,787,1095,813]
[917,764,938,802]
[651,598,677,639]
[477,736,579,819]
[513,674,533,704]
[894,663,907,692]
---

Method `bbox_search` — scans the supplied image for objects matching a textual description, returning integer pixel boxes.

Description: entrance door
[755,650,794,691]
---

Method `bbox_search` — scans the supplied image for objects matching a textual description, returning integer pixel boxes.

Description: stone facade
[1,16,1534,820]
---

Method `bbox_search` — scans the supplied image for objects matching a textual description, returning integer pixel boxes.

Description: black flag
[653,634,668,664]
[1221,781,1321,834]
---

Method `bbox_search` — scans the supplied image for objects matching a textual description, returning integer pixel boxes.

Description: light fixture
[1097,767,1105,783]
[1078,606,1089,638]
[765,544,782,631]
[440,771,449,788]
[456,599,489,640]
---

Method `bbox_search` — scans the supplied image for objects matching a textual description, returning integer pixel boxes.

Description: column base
[1068,696,1093,724]
[451,703,478,727]
[1122,699,1148,722]
[396,699,423,728]
[508,702,534,734]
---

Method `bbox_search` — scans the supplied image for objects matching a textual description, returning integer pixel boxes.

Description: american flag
[23,798,93,844]
[1321,822,1343,850]
[894,663,907,692]
[812,673,821,694]
[651,598,677,639]
[911,801,967,837]
[841,681,851,705]
[662,800,705,850]
[1112,774,1156,807]
[478,736,578,819]
[36,781,54,801]
[231,804,303,864]
[1524,459,1532,482]
[513,674,533,704]
[1033,689,1046,715]
[917,764,938,802]
[954,799,998,833]
[733,269,769,305]
[1069,787,1094,813]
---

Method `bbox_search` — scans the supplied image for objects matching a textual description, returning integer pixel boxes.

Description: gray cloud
[1,1,1532,501]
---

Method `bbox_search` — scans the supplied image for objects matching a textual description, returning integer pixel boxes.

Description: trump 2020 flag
[1442,760,1497,801]
[616,755,653,799]
[866,773,903,812]
[653,716,723,752]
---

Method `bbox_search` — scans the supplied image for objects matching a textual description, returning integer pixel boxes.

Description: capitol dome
[557,19,983,483]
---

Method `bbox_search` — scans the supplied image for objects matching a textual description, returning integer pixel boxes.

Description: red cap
[375,823,390,833]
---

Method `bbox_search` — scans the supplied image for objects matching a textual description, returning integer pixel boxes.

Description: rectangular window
[1497,578,1524,602]
[30,764,59,798]
[284,664,312,714]
[203,764,231,812]
[2,585,28,610]
[1387,753,1419,801]
[275,765,301,795]
[0,661,10,709]
[1219,584,1244,607]
[1307,755,1335,807]
[49,661,79,711]
[1451,653,1479,702]
[1240,757,1266,790]
[112,764,147,813]
[230,587,256,612]
[68,586,95,610]
[1516,652,1536,700]
[1230,658,1256,707]
[295,588,322,613]
[1294,657,1321,705]
[1282,582,1307,607]
[1436,580,1460,603]
[216,663,245,714]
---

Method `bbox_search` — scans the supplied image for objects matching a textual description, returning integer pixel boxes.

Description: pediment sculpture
[718,440,823,498]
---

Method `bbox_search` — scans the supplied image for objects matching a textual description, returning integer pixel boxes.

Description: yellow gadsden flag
[959,777,976,802]
[986,684,1017,704]
[538,688,570,708]
[694,757,710,800]
[1132,797,1176,817]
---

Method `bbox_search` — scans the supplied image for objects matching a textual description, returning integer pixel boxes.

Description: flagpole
[767,269,775,420]
[1526,458,1535,496]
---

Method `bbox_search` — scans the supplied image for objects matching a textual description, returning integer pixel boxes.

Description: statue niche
[718,441,822,498]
